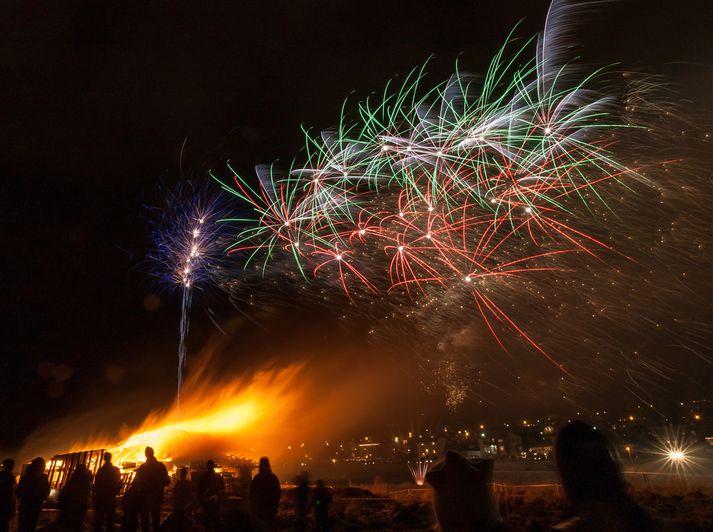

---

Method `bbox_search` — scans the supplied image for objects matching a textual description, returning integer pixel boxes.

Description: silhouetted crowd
[0,421,665,531]
[0,447,333,532]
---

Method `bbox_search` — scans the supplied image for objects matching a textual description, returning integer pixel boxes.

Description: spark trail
[148,184,232,406]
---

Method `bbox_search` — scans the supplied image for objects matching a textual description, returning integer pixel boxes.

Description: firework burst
[151,0,713,410]
[147,182,233,405]
[216,0,652,377]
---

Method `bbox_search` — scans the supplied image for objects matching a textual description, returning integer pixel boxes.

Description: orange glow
[102,365,305,465]
[67,364,307,466]
[20,335,396,471]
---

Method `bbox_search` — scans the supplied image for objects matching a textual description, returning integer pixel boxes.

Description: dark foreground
[24,484,713,532]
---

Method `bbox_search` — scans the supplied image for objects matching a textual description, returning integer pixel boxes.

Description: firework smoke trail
[148,183,233,407]
[177,266,192,404]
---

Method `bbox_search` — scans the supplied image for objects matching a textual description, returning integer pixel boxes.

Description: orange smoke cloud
[18,331,396,469]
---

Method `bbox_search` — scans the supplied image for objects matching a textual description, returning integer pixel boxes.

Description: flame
[72,364,309,467]
[19,335,395,472]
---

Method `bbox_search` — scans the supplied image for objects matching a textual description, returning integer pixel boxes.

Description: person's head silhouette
[179,467,188,480]
[207,459,215,471]
[30,457,46,474]
[258,457,271,472]
[145,446,155,460]
[103,452,112,464]
[555,420,623,505]
[554,421,659,531]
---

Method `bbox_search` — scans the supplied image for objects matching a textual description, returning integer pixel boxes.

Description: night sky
[3,1,713,451]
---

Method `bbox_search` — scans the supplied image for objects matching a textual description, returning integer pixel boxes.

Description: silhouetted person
[120,483,140,532]
[293,472,309,531]
[197,460,223,532]
[312,480,331,532]
[0,459,16,532]
[425,451,503,532]
[58,463,93,532]
[133,447,169,532]
[17,457,50,532]
[249,457,280,531]
[171,468,194,516]
[554,420,659,531]
[93,452,122,532]
[158,468,195,532]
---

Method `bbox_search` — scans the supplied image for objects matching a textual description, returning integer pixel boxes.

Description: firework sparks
[147,183,233,405]
[408,459,431,486]
[216,0,648,376]
[151,0,713,409]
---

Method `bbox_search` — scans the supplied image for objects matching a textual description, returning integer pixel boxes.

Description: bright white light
[426,233,432,240]
[436,150,443,157]
[655,429,698,478]
[293,242,300,248]
[359,229,366,235]
[427,205,434,212]
[398,246,404,252]
[198,218,205,224]
[335,254,343,261]
[544,127,552,134]
[284,221,290,227]
[381,145,389,151]
[669,450,685,461]
[490,198,497,204]
[525,207,532,214]
[192,229,200,238]
[406,146,412,152]
[465,276,472,282]
[399,212,404,217]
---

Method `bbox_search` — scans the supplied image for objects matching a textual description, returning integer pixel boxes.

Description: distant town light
[669,450,685,462]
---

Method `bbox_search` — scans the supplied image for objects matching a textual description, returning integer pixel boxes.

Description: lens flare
[652,427,701,480]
